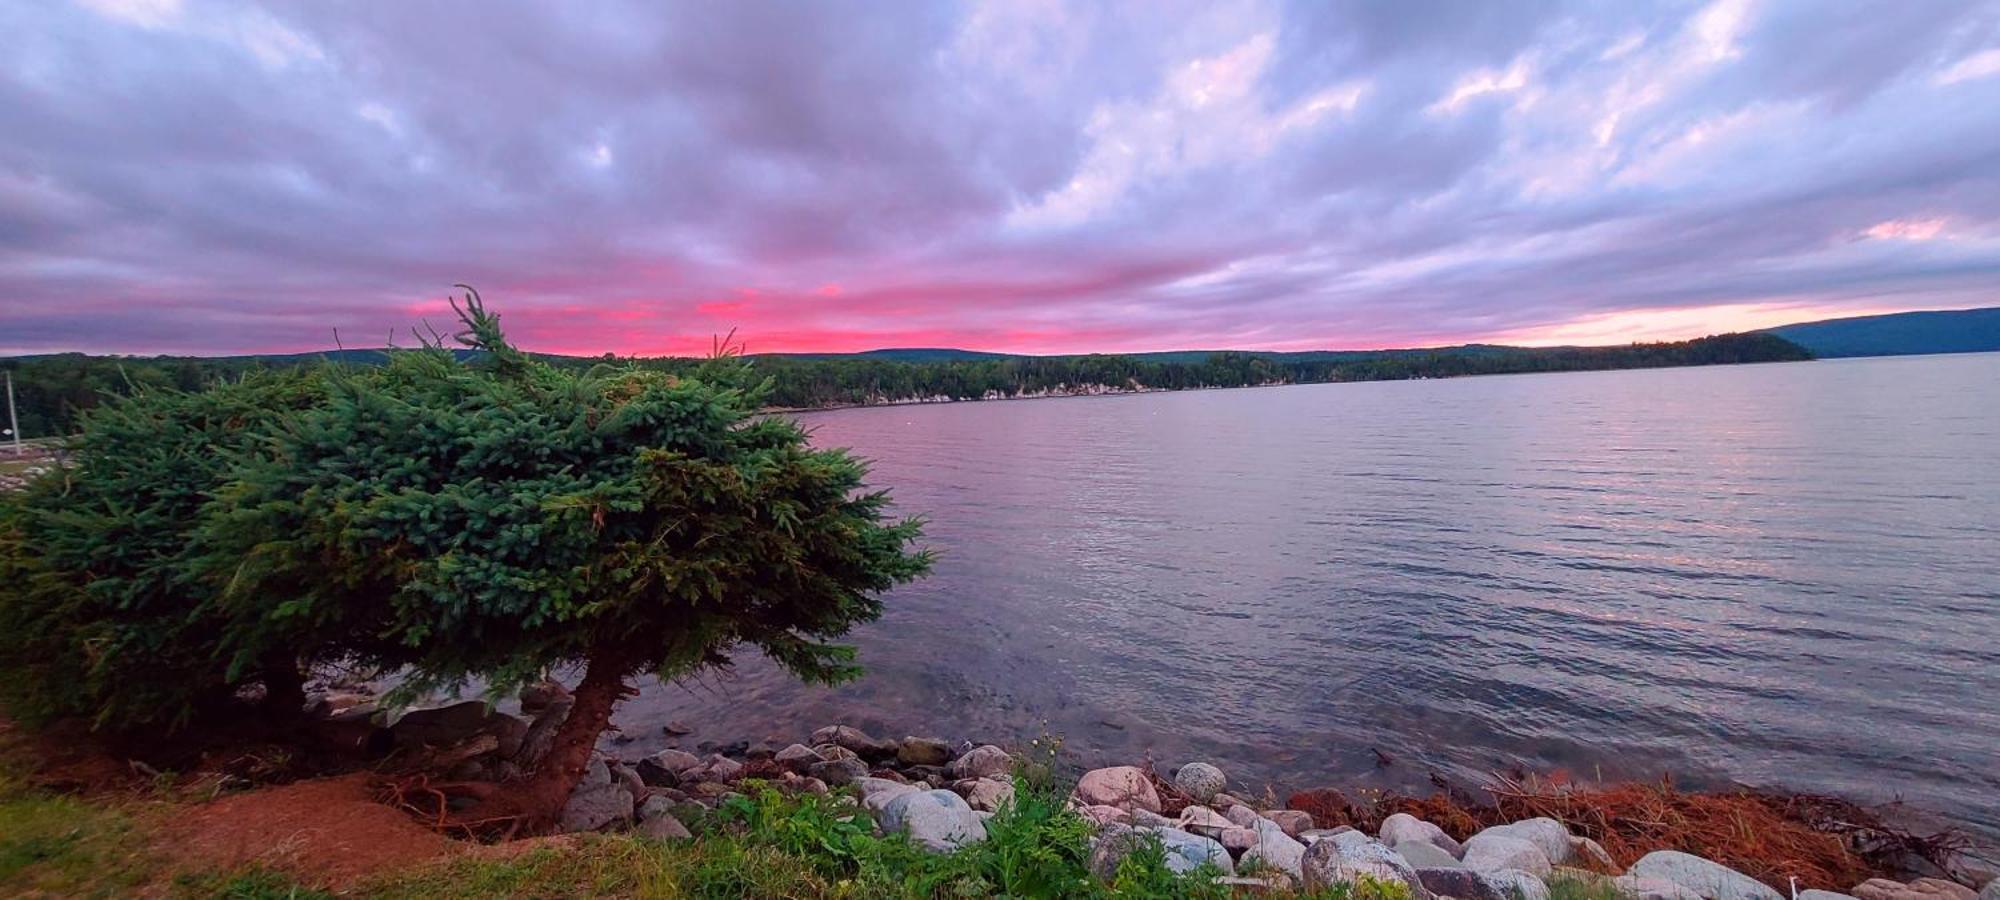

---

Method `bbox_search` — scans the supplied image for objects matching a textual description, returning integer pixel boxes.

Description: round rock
[1174,762,1227,803]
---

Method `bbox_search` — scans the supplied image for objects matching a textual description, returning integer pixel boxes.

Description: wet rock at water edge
[663,720,693,736]
[635,749,702,787]
[948,745,1015,780]
[898,736,952,767]
[811,725,899,760]
[1626,850,1781,900]
[878,789,987,852]
[1174,761,1227,804]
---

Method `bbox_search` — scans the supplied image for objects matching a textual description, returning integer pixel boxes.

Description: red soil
[163,773,461,889]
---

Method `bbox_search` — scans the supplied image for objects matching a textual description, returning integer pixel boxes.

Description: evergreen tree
[194,289,932,825]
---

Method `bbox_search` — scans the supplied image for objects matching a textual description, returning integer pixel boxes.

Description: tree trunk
[260,654,306,719]
[510,652,633,828]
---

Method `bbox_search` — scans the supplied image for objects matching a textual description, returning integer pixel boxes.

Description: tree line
[1,332,1812,438]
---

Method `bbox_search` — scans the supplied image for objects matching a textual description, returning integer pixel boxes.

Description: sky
[2,0,1999,357]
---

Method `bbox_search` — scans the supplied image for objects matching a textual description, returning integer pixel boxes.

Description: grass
[0,770,158,897]
[1547,871,1624,900]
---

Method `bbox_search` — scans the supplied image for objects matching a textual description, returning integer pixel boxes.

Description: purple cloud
[2,0,1997,355]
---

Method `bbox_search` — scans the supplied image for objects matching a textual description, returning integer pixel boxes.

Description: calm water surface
[620,353,2000,833]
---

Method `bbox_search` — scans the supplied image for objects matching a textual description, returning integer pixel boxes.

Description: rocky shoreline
[323,680,1998,900]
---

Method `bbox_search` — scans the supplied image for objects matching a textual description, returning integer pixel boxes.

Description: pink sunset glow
[4,2,1999,357]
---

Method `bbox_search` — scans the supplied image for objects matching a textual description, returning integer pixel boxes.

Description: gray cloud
[1,0,1997,355]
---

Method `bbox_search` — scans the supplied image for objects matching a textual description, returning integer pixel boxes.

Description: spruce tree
[196,289,931,825]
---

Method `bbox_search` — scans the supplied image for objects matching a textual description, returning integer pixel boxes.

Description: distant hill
[1765,307,2000,358]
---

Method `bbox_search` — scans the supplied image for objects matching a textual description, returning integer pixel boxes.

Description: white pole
[5,370,19,455]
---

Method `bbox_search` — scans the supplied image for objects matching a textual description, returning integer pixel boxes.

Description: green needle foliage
[0,369,326,730]
[199,289,931,700]
[1,290,931,751]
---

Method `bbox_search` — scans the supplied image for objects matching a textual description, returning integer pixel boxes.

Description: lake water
[618,353,2000,834]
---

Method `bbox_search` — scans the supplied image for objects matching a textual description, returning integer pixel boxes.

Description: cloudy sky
[3,0,1998,356]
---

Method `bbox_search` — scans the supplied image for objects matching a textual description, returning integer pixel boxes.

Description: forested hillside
[0,332,1809,439]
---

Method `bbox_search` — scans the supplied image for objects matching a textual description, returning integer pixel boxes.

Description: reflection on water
[614,353,2000,835]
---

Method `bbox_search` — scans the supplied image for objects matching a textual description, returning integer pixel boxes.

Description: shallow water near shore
[617,352,2000,836]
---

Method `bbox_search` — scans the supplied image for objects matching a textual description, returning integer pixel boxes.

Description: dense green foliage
[0,295,929,733]
[0,370,326,728]
[2,332,1812,437]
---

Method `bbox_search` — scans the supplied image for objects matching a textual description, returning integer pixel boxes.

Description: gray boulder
[1489,869,1553,900]
[1174,762,1227,804]
[1420,867,1549,900]
[1626,851,1782,900]
[1798,892,1860,900]
[636,749,702,787]
[1382,812,1464,856]
[608,761,645,800]
[1398,840,1467,870]
[1225,804,1262,828]
[878,789,987,852]
[560,758,635,832]
[858,777,919,813]
[1301,832,1431,898]
[1090,825,1233,879]
[688,754,745,783]
[1477,819,1574,866]
[1614,875,1709,900]
[1240,816,1307,879]
[949,745,1015,780]
[1982,880,2000,900]
[1463,833,1553,876]
[1572,837,1617,872]
[635,795,692,841]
